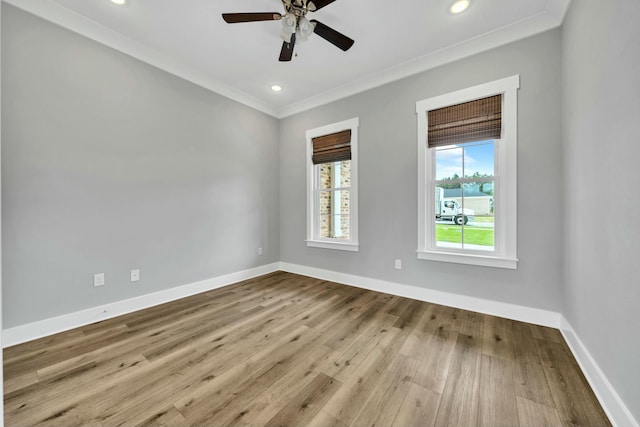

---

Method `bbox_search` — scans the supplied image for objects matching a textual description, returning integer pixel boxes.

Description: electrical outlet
[130,269,140,282]
[94,273,105,287]
[258,247,263,256]
[395,259,402,270]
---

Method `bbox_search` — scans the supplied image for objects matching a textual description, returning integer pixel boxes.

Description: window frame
[306,118,359,252]
[416,76,519,269]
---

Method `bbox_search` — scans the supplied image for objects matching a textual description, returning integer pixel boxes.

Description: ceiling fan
[222,0,355,62]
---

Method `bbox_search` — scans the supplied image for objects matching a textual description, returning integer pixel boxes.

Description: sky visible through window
[435,140,494,180]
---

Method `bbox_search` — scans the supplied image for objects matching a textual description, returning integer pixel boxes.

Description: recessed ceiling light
[271,85,283,92]
[450,0,470,14]
[110,0,126,5]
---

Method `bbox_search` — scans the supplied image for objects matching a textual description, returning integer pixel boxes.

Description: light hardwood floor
[4,271,610,427]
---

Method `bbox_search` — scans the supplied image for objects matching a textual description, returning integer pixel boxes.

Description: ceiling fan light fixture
[296,16,314,41]
[271,85,283,92]
[280,30,292,43]
[450,0,470,14]
[283,13,297,30]
[280,12,297,42]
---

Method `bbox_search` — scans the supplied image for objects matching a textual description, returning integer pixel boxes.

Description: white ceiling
[4,0,570,117]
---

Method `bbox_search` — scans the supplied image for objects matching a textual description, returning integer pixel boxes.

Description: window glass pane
[336,160,351,188]
[435,146,463,181]
[463,141,494,179]
[319,215,350,239]
[434,182,495,251]
[435,184,463,249]
[319,214,330,238]
[319,164,333,190]
[319,160,351,189]
[338,215,350,239]
[461,182,494,251]
[434,141,496,251]
[318,190,350,239]
[339,189,350,214]
[319,190,332,216]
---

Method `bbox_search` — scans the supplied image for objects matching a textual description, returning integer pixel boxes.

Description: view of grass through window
[434,141,495,251]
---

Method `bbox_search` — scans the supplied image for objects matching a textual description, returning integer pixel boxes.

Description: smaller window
[306,118,359,252]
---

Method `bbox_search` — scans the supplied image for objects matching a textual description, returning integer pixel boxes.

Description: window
[416,76,519,269]
[306,118,359,251]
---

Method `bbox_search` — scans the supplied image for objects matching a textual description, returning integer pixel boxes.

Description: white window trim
[416,75,519,269]
[306,117,359,252]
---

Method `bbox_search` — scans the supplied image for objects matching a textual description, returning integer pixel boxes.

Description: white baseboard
[2,262,280,348]
[1,261,560,347]
[560,317,639,427]
[281,262,638,427]
[279,262,561,328]
[4,262,636,427]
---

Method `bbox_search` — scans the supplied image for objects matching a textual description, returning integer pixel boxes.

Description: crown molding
[276,0,571,117]
[3,0,570,119]
[2,0,279,117]
[546,0,573,26]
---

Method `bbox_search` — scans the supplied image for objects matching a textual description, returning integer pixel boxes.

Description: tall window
[306,118,359,252]
[416,76,519,269]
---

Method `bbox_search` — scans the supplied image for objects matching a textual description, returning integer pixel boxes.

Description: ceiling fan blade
[310,20,354,51]
[222,13,282,23]
[307,0,336,12]
[279,33,296,62]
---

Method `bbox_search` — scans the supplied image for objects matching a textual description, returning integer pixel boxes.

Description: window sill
[417,250,518,269]
[307,240,359,252]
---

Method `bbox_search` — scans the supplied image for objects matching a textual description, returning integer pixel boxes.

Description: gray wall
[562,0,640,420]
[2,1,638,421]
[1,5,280,328]
[279,30,564,312]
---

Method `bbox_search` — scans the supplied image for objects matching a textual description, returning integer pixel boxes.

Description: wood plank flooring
[4,271,610,427]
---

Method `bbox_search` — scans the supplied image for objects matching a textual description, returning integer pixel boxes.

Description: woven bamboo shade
[312,129,351,164]
[428,94,502,147]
